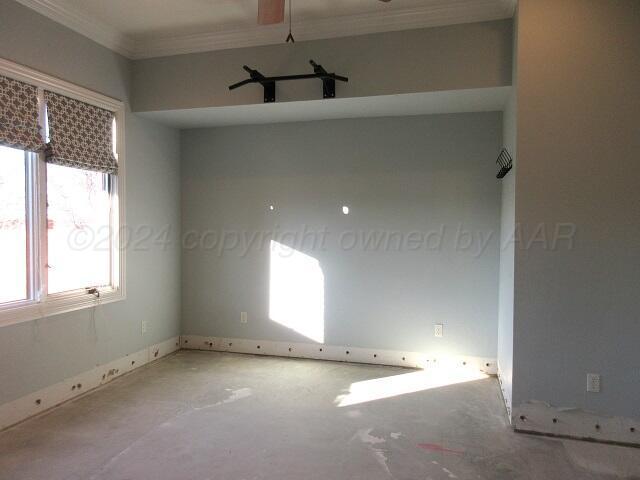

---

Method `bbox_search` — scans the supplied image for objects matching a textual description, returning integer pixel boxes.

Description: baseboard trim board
[513,401,640,447]
[180,335,497,374]
[5,337,636,448]
[0,335,496,432]
[0,336,180,431]
[496,365,512,424]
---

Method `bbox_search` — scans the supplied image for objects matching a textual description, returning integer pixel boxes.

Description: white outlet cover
[240,312,248,324]
[434,324,443,338]
[141,320,148,334]
[586,373,601,393]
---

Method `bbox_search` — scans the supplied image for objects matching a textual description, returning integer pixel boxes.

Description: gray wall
[0,0,181,404]
[513,0,640,419]
[132,20,513,112]
[181,113,502,357]
[497,11,518,413]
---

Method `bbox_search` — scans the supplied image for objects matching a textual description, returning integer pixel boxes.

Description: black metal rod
[229,72,348,90]
[228,78,257,90]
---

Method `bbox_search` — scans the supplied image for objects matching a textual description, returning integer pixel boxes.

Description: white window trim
[0,58,126,328]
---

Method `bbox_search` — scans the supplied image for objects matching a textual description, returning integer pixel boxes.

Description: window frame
[0,58,126,327]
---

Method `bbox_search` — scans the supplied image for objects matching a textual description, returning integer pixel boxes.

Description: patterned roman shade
[0,75,44,152]
[44,91,117,174]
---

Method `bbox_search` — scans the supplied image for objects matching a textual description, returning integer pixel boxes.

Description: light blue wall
[513,0,640,419]
[0,0,181,404]
[181,113,502,357]
[497,10,518,414]
[497,95,515,413]
[131,20,512,112]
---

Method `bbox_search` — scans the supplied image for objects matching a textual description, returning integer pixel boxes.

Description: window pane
[47,164,111,294]
[0,146,28,303]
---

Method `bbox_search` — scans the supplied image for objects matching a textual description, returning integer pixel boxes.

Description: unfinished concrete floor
[1,351,639,480]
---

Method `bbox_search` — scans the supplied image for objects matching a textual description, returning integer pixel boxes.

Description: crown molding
[132,0,515,59]
[15,0,516,60]
[13,0,136,58]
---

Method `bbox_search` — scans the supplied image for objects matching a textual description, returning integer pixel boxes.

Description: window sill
[0,287,125,328]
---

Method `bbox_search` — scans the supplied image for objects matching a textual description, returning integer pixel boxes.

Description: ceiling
[15,0,515,59]
[138,86,511,128]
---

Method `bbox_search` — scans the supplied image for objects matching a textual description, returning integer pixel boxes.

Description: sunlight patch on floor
[335,368,488,407]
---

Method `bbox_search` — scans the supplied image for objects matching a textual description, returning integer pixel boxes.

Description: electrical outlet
[434,324,443,338]
[141,320,148,335]
[240,312,248,324]
[587,373,601,393]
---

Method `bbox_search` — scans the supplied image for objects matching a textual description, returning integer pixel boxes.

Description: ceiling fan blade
[258,0,285,25]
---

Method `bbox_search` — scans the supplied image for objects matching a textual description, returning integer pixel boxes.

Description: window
[0,146,29,304]
[46,164,112,294]
[0,58,125,326]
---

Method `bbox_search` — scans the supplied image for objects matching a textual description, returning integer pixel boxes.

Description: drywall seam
[180,335,497,374]
[0,336,180,431]
[513,401,640,447]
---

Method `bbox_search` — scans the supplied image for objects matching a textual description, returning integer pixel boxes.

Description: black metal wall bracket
[310,60,336,99]
[496,148,514,179]
[228,59,348,103]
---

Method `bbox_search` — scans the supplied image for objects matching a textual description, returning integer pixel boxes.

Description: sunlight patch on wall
[335,368,488,407]
[269,240,325,343]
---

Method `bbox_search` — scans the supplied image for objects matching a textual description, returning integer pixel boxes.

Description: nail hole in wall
[346,351,350,355]
[595,424,601,430]
[631,427,636,433]
[552,418,558,424]
[35,399,41,405]
[519,415,526,421]
[257,345,261,349]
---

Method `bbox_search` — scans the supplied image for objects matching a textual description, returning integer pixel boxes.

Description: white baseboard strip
[513,401,640,447]
[497,367,512,424]
[0,336,180,432]
[180,335,498,374]
[5,336,636,447]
